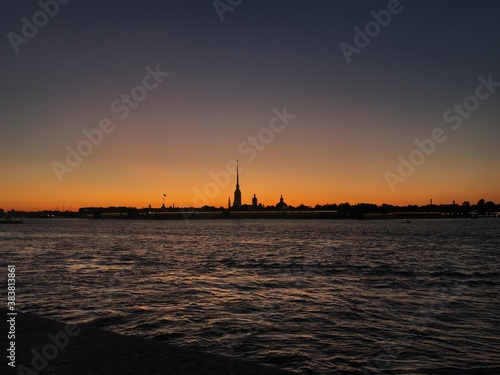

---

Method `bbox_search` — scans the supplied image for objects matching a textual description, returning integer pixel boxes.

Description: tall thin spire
[236,160,239,187]
[233,159,242,207]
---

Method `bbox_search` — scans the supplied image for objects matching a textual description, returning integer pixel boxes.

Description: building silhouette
[233,160,242,208]
[276,195,288,210]
[252,194,258,209]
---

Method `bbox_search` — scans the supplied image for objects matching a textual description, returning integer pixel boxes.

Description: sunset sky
[1,1,499,211]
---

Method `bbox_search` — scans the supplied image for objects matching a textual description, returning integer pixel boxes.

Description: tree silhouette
[477,199,486,215]
[485,201,496,215]
[461,201,470,215]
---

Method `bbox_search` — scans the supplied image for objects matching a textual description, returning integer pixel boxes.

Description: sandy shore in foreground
[1,308,297,375]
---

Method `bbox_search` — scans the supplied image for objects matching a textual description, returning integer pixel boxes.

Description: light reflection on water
[2,218,500,374]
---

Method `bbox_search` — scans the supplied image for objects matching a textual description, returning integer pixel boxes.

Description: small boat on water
[0,219,23,224]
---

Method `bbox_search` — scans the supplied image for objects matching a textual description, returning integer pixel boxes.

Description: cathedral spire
[233,159,242,207]
[236,160,239,187]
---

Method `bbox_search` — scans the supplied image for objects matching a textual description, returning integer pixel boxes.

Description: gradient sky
[1,0,499,211]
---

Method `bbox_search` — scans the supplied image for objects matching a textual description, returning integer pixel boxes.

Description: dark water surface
[2,218,499,374]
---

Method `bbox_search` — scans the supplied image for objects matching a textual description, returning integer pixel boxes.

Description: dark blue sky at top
[0,0,500,104]
[2,1,499,107]
[2,1,499,102]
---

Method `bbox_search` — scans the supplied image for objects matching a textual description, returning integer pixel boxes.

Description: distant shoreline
[4,201,498,220]
[4,201,499,221]
[8,211,500,220]
[82,214,498,220]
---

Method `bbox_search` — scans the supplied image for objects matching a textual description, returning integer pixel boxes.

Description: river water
[2,218,499,374]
